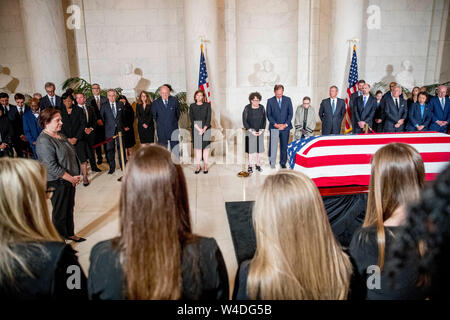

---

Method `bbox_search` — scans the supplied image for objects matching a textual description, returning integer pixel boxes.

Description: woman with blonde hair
[349,142,428,299]
[234,170,353,300]
[0,158,87,299]
[88,144,228,299]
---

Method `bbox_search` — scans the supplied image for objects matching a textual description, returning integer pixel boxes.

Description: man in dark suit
[76,92,101,172]
[39,82,62,109]
[0,92,15,118]
[22,97,42,159]
[353,83,377,134]
[381,85,407,132]
[429,85,450,133]
[0,106,14,157]
[266,84,293,169]
[406,92,433,132]
[100,89,126,174]
[152,84,180,156]
[11,93,31,158]
[319,86,346,135]
[349,79,365,134]
[87,83,108,165]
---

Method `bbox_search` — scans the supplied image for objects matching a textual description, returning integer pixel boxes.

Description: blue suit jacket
[39,95,62,110]
[266,95,293,131]
[429,96,450,133]
[353,95,377,133]
[22,110,42,147]
[152,96,180,140]
[319,98,346,135]
[100,101,124,138]
[406,102,432,132]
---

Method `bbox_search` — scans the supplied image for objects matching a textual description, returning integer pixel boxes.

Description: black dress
[88,236,229,300]
[0,241,88,299]
[136,103,155,144]
[60,105,88,162]
[242,104,266,154]
[121,103,136,149]
[349,226,430,300]
[189,103,212,150]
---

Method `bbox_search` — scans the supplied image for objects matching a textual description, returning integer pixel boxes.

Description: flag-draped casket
[288,132,450,187]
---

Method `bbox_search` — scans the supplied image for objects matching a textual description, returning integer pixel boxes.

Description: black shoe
[281,164,287,169]
[117,176,123,182]
[83,182,90,187]
[92,167,102,172]
[195,166,201,174]
[97,160,103,165]
[66,236,86,243]
[203,170,208,174]
[247,166,253,174]
[108,169,115,174]
[255,165,262,172]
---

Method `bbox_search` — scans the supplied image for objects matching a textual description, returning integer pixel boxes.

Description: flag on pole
[345,44,358,133]
[198,44,211,103]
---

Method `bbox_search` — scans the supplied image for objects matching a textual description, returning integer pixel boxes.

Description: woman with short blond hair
[349,142,428,299]
[0,158,87,299]
[234,170,353,300]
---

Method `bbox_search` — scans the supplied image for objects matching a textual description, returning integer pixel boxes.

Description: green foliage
[61,77,122,98]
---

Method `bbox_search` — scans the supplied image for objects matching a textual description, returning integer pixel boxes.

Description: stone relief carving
[248,59,280,87]
[395,60,415,90]
[0,64,13,95]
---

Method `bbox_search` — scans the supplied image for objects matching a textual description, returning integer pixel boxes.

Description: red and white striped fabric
[290,132,450,187]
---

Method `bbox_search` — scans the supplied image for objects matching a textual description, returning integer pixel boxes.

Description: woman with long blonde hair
[234,170,353,300]
[88,144,228,300]
[0,158,87,299]
[349,143,427,299]
[136,90,155,146]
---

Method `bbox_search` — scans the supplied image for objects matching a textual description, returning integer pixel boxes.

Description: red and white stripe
[344,85,357,132]
[293,132,450,187]
[200,83,211,103]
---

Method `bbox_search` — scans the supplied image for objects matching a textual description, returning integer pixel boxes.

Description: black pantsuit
[136,103,154,144]
[47,179,76,238]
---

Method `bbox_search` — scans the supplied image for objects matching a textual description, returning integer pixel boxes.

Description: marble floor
[66,157,276,296]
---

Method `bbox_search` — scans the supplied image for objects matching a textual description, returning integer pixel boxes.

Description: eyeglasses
[46,187,55,199]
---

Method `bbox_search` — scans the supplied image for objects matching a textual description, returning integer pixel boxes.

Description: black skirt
[192,128,211,150]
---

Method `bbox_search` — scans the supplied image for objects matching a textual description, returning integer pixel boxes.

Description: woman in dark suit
[60,92,89,186]
[118,95,136,159]
[0,158,88,299]
[406,92,432,132]
[88,145,228,300]
[136,91,154,146]
[36,108,85,242]
[189,90,211,174]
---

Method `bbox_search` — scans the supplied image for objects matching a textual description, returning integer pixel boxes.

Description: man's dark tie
[50,97,55,107]
[363,96,367,108]
[111,103,117,118]
[331,99,335,114]
[96,96,100,109]
[395,98,399,109]
[164,100,168,108]
[19,109,23,116]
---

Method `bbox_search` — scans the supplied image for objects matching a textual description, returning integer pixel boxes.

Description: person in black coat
[60,92,90,186]
[373,90,384,132]
[87,83,108,165]
[11,93,32,157]
[152,84,180,156]
[319,86,346,135]
[380,85,407,132]
[88,145,228,300]
[0,107,14,157]
[136,91,154,146]
[242,92,266,174]
[39,82,62,110]
[118,95,136,158]
[349,80,365,133]
[353,83,377,133]
[0,158,88,299]
[75,92,101,174]
[189,89,212,174]
[100,90,126,174]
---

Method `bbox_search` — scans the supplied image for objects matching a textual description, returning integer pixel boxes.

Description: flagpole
[344,38,360,134]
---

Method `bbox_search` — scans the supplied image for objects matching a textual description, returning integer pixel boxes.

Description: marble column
[183,0,221,128]
[20,0,70,94]
[329,0,364,94]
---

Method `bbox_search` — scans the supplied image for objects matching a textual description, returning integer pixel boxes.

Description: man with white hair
[429,85,450,133]
[381,85,407,132]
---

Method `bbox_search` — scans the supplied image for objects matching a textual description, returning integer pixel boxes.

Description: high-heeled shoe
[195,166,201,174]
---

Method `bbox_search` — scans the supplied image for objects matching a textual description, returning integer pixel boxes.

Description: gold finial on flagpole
[349,38,360,50]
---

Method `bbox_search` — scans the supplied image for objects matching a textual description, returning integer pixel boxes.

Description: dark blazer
[60,105,86,141]
[87,95,108,121]
[353,95,377,133]
[78,104,97,144]
[0,241,88,299]
[0,114,13,155]
[88,236,229,300]
[152,96,180,140]
[429,96,450,133]
[349,91,361,131]
[381,96,408,132]
[319,97,346,135]
[1,104,18,121]
[406,102,432,132]
[100,100,124,138]
[266,95,293,130]
[7,105,29,138]
[39,95,62,110]
[22,109,42,153]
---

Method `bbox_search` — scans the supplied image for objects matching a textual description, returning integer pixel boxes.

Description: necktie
[331,99,335,114]
[363,96,367,108]
[82,106,89,122]
[19,108,23,116]
[442,98,445,110]
[278,99,282,110]
[395,98,399,109]
[164,100,168,108]
[96,96,100,109]
[51,96,54,107]
[111,103,116,118]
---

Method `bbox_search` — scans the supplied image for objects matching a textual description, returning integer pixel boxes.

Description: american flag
[198,44,211,102]
[288,132,450,187]
[345,45,358,133]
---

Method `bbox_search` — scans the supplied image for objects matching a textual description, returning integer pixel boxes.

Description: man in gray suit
[319,86,346,135]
